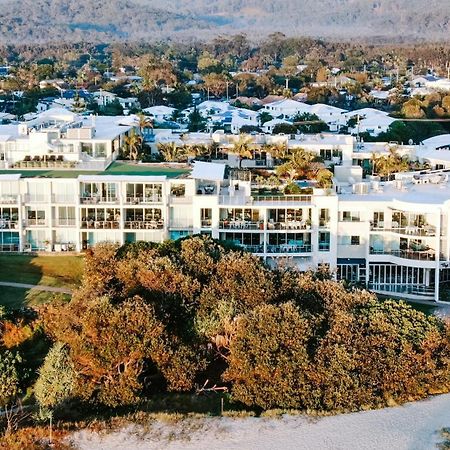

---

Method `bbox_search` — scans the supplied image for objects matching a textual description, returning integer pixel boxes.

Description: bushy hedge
[3,236,450,415]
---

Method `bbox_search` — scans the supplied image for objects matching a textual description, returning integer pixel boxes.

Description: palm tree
[123,131,143,161]
[373,146,409,178]
[157,142,186,162]
[231,134,254,169]
[275,148,318,180]
[263,143,288,164]
[137,113,153,136]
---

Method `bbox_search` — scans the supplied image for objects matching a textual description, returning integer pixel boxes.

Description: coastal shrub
[34,342,75,410]
[0,349,22,407]
[30,237,450,413]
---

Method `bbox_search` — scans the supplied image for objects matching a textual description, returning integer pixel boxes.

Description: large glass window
[201,209,212,227]
[95,143,107,158]
[81,142,93,156]
[319,232,330,251]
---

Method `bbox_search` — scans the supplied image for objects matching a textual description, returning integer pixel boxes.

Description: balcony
[81,220,120,229]
[169,195,192,204]
[319,220,330,228]
[368,283,435,298]
[0,220,19,230]
[125,195,163,205]
[369,249,436,261]
[238,244,265,253]
[25,219,47,227]
[370,223,437,236]
[51,195,77,204]
[319,243,330,251]
[24,194,49,204]
[220,220,263,230]
[267,244,312,254]
[0,195,18,204]
[80,196,119,205]
[53,219,77,227]
[0,243,20,252]
[201,219,212,228]
[124,220,164,230]
[252,195,312,204]
[267,221,310,231]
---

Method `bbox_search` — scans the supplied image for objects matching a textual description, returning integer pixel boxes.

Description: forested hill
[0,0,449,43]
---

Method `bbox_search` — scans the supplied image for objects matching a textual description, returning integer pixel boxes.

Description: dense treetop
[0,0,449,43]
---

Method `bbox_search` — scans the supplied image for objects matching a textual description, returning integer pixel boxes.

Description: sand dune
[70,393,450,450]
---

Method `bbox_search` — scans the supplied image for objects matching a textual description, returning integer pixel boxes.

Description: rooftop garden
[0,161,190,179]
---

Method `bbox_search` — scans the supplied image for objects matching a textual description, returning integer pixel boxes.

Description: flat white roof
[191,161,225,181]
[341,181,450,206]
[0,174,21,181]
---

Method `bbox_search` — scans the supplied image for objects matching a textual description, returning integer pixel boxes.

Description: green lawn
[0,287,71,310]
[0,254,84,288]
[105,162,190,177]
[0,161,190,179]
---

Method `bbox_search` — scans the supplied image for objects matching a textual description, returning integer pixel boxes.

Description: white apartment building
[1,162,450,303]
[0,109,138,170]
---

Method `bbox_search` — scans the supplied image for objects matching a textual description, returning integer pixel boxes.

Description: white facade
[0,110,137,169]
[2,164,450,302]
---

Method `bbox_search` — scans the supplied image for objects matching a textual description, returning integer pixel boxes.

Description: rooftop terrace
[0,162,190,179]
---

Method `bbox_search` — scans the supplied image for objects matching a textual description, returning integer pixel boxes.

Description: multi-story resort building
[2,110,450,303]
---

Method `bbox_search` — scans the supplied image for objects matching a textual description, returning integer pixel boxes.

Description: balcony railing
[124,221,164,230]
[201,219,212,228]
[169,221,193,229]
[370,223,437,236]
[80,197,119,205]
[252,195,312,204]
[81,220,120,229]
[125,196,163,205]
[24,194,49,203]
[238,244,265,253]
[220,220,263,230]
[267,221,309,230]
[0,195,19,204]
[169,196,192,204]
[51,195,77,204]
[0,220,19,229]
[368,283,435,297]
[0,244,20,252]
[319,243,330,251]
[267,244,312,254]
[53,219,77,227]
[319,220,330,228]
[25,219,47,227]
[370,249,436,261]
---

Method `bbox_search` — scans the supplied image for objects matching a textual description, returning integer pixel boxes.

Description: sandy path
[0,281,72,294]
[70,393,450,450]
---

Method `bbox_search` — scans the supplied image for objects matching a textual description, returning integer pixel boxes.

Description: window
[319,208,330,227]
[339,235,360,246]
[373,211,384,227]
[341,211,360,222]
[171,184,186,197]
[201,208,212,228]
[95,143,107,158]
[319,232,330,251]
[81,142,93,156]
[320,149,332,160]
